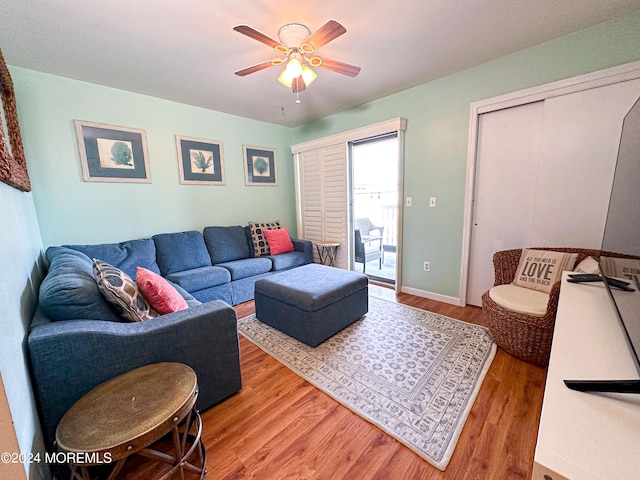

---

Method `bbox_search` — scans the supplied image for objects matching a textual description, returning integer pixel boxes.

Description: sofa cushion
[513,249,578,294]
[489,284,549,317]
[153,231,212,275]
[136,267,189,315]
[39,247,122,322]
[93,259,157,322]
[268,251,307,271]
[203,226,251,264]
[263,227,294,255]
[248,220,280,257]
[65,239,160,280]
[165,265,231,292]
[217,257,273,281]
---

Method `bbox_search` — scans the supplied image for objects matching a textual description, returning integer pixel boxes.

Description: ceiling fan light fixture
[301,65,317,86]
[285,57,303,78]
[278,63,316,88]
[278,69,294,88]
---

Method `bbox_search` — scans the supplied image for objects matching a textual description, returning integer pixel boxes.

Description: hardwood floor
[118,285,547,480]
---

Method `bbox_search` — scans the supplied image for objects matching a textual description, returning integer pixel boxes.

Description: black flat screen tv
[565,95,640,394]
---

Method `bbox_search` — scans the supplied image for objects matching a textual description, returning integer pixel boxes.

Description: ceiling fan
[233,20,361,95]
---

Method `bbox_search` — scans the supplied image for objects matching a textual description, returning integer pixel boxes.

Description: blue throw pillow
[152,231,212,275]
[40,247,122,322]
[203,226,251,264]
[65,238,161,280]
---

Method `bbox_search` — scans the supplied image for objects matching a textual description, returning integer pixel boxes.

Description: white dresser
[533,273,640,480]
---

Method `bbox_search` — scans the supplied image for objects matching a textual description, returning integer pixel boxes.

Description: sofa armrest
[28,300,241,450]
[292,238,313,264]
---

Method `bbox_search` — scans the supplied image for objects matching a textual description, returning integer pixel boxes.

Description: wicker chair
[481,247,601,367]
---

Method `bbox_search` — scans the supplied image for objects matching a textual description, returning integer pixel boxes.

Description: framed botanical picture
[175,135,225,185]
[243,145,277,186]
[74,120,151,183]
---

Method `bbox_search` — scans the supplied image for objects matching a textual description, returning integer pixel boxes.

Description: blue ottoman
[254,264,368,346]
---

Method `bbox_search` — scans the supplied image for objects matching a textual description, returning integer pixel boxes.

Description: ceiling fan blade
[234,60,277,77]
[233,25,287,52]
[302,20,346,51]
[292,76,306,93]
[312,57,361,77]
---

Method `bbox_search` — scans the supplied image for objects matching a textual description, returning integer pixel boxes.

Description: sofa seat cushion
[217,257,272,281]
[65,239,160,280]
[267,251,307,271]
[165,266,231,292]
[153,231,212,275]
[40,247,122,322]
[488,284,549,317]
[203,226,251,264]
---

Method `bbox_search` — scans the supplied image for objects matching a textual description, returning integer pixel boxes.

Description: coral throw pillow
[136,267,189,315]
[248,220,280,257]
[263,227,294,255]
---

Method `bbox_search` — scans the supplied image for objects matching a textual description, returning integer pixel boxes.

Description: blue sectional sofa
[28,225,313,460]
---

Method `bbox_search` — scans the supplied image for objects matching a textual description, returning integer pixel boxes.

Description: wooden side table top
[56,362,198,461]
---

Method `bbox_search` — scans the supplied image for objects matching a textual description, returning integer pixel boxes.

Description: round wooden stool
[56,362,206,480]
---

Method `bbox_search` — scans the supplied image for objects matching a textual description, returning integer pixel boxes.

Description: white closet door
[297,144,349,269]
[467,80,640,306]
[531,81,640,247]
[466,101,544,306]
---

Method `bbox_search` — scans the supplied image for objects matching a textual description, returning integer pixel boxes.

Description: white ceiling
[2,0,640,127]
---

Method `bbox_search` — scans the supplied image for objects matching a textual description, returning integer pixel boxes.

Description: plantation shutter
[295,143,349,269]
[292,118,406,273]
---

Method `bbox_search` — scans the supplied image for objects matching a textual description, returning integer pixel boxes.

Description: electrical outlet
[423,261,430,272]
[406,196,412,207]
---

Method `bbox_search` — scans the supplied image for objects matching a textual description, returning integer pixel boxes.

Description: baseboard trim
[399,286,462,306]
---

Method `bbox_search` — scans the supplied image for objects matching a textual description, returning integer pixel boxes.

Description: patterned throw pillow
[93,258,157,322]
[248,220,280,257]
[513,249,578,294]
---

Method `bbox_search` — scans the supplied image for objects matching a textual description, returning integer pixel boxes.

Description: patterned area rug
[237,296,496,470]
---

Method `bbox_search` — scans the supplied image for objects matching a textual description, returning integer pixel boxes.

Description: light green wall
[12,68,296,247]
[292,10,640,299]
[0,182,47,479]
[2,10,640,477]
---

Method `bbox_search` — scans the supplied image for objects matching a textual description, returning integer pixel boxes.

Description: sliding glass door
[351,134,399,284]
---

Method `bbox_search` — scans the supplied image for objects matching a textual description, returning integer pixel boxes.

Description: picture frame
[243,145,277,186]
[0,49,31,192]
[74,120,151,183]
[175,135,225,185]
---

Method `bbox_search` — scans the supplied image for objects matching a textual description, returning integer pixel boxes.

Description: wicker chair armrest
[542,280,563,322]
[492,249,524,286]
